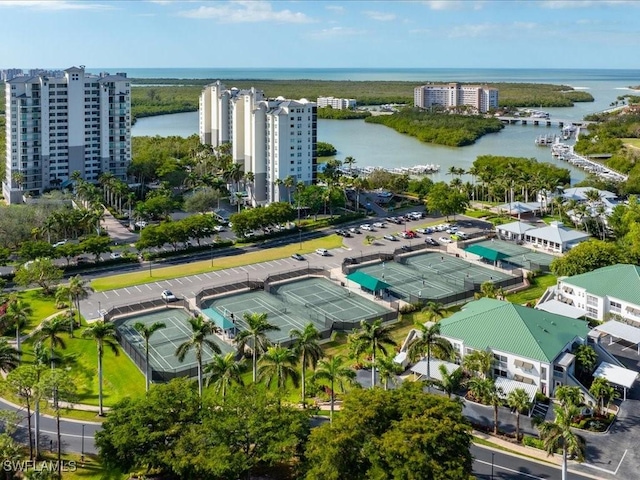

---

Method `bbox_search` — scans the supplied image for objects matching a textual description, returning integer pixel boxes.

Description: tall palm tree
[4,296,32,354]
[204,352,245,399]
[68,275,91,337]
[82,321,120,416]
[343,156,357,175]
[234,312,281,383]
[0,339,19,372]
[376,353,402,390]
[313,355,357,423]
[175,315,220,397]
[284,175,296,204]
[463,349,494,379]
[589,378,617,416]
[35,315,70,369]
[507,388,531,443]
[469,377,503,434]
[258,345,300,395]
[134,321,166,392]
[290,324,323,407]
[538,403,586,480]
[407,321,453,390]
[437,364,465,398]
[349,319,397,387]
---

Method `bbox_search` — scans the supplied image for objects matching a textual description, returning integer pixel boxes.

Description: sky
[1,0,639,70]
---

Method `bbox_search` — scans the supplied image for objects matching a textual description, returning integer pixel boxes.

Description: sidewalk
[100,206,138,245]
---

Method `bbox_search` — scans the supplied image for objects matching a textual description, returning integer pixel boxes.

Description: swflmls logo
[2,460,77,472]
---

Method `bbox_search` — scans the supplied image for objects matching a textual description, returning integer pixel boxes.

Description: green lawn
[623,138,640,149]
[17,328,145,408]
[16,289,63,331]
[92,235,344,291]
[506,274,557,305]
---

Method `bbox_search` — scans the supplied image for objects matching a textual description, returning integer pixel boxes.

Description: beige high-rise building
[414,83,498,113]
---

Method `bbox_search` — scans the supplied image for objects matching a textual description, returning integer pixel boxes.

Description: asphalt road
[0,398,101,455]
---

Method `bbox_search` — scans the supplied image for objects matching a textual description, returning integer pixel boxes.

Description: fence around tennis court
[102,298,196,322]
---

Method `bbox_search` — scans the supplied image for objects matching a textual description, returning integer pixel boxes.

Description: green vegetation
[317,106,371,119]
[505,274,557,305]
[317,141,337,157]
[496,83,593,107]
[130,85,200,120]
[365,108,504,147]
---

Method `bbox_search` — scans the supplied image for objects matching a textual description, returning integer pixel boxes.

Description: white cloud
[423,1,485,10]
[178,0,312,23]
[308,26,366,39]
[364,10,396,21]
[541,0,638,8]
[0,0,111,10]
[325,5,344,13]
[448,23,493,38]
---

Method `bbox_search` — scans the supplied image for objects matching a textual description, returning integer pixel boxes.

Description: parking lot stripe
[134,286,142,292]
[155,282,163,288]
[102,292,109,298]
[174,278,183,285]
[248,265,257,271]
[184,277,193,283]
[113,290,120,297]
[223,270,230,275]
[257,263,266,269]
[194,275,202,281]
[124,288,131,295]
[145,284,153,291]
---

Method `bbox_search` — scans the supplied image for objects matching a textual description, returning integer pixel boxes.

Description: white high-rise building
[414,83,498,113]
[199,82,317,205]
[3,66,131,204]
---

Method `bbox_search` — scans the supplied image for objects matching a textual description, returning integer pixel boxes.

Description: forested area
[317,141,336,157]
[317,107,371,119]
[365,108,504,147]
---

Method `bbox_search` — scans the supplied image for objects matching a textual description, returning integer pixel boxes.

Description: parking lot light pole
[210,243,214,267]
[299,228,302,250]
[246,272,249,288]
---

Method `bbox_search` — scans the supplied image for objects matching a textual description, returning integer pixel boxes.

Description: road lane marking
[475,460,544,480]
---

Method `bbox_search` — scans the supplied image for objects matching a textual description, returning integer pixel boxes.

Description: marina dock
[551,142,627,182]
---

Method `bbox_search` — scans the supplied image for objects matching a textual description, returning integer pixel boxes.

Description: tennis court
[115,309,233,375]
[203,277,394,344]
[354,251,515,303]
[470,239,554,271]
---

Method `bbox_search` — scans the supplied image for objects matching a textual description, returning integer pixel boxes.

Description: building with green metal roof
[557,264,640,323]
[439,298,590,397]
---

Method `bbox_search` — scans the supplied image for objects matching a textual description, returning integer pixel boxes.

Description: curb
[0,396,104,425]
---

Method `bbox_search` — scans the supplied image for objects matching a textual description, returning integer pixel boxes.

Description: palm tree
[0,339,19,372]
[284,175,296,204]
[421,301,446,321]
[437,364,464,398]
[234,312,281,383]
[134,321,166,392]
[175,315,220,397]
[589,378,618,416]
[555,385,583,408]
[35,315,70,369]
[407,321,453,390]
[507,388,531,442]
[68,275,90,337]
[257,345,300,396]
[349,319,397,387]
[376,353,402,390]
[4,296,32,354]
[290,324,323,407]
[574,345,597,378]
[343,156,357,175]
[82,321,120,415]
[538,403,586,480]
[204,352,245,399]
[313,355,357,422]
[475,281,498,299]
[469,377,503,434]
[463,349,494,379]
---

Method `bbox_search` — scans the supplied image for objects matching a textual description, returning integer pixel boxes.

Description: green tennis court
[203,277,394,344]
[115,309,233,374]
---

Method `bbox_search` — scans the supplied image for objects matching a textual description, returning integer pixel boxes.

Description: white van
[315,248,329,256]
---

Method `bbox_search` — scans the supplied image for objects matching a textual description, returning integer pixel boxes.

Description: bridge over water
[496,116,594,128]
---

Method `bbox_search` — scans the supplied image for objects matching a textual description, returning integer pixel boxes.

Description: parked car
[135,221,147,228]
[110,252,122,260]
[425,237,439,246]
[349,227,360,234]
[406,230,418,239]
[161,290,178,302]
[446,227,459,234]
[53,240,67,248]
[360,224,373,231]
[372,222,385,228]
[416,227,433,234]
[291,253,304,261]
[439,236,452,244]
[213,225,225,232]
[383,234,397,241]
[398,231,410,239]
[315,248,330,256]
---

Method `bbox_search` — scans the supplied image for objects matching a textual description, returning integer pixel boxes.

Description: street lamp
[491,452,494,480]
[210,243,214,267]
[81,424,85,456]
[98,301,101,318]
[149,260,152,278]
[299,228,302,250]
[246,271,249,288]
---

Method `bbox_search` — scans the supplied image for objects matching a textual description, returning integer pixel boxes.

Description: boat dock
[342,164,440,176]
[551,142,627,182]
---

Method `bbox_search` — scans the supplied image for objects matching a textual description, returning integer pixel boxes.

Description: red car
[406,230,418,238]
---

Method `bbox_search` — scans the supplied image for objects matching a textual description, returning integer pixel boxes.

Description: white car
[372,222,385,228]
[53,240,67,248]
[315,248,329,256]
[439,236,452,244]
[213,225,225,232]
[135,221,147,228]
[110,252,122,260]
[360,224,373,231]
[161,290,178,302]
[383,234,397,241]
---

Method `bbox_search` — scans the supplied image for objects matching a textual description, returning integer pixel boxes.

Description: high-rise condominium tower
[3,66,131,204]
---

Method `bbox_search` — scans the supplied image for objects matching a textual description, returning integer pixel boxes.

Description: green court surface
[203,278,393,344]
[354,251,515,302]
[471,239,554,270]
[115,308,233,374]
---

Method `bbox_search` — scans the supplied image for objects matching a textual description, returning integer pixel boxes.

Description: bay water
[130,68,640,184]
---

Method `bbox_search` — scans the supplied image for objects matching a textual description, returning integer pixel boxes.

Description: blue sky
[1,0,639,70]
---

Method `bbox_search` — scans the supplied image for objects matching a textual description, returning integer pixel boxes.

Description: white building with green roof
[439,298,590,397]
[557,264,640,322]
